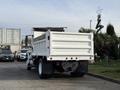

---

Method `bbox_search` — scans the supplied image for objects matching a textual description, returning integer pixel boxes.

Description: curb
[87,73,120,84]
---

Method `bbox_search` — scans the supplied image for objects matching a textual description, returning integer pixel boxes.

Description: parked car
[17,49,28,61]
[0,48,14,62]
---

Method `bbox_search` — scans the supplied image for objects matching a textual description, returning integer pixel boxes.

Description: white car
[17,49,28,61]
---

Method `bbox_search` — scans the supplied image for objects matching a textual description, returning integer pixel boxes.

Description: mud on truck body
[26,27,94,79]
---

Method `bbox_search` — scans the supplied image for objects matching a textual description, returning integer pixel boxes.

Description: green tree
[79,27,95,33]
[106,24,119,59]
[79,26,119,60]
[106,24,116,36]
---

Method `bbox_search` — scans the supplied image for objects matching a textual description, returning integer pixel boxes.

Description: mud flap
[71,61,88,77]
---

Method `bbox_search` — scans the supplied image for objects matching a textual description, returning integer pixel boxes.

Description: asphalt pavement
[0,61,120,90]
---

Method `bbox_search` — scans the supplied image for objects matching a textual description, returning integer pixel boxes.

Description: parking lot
[0,62,119,90]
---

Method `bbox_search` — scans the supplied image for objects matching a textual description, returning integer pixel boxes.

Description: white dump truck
[26,27,94,78]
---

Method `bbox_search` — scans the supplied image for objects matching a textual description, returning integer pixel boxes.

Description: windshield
[21,50,27,53]
[1,49,12,54]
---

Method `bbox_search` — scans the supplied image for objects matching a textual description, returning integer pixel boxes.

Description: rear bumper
[0,57,14,61]
[47,55,94,61]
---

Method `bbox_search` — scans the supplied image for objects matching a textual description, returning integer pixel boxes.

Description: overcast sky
[0,0,120,36]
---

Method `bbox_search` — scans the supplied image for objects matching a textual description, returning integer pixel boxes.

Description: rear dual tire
[38,61,45,78]
[70,61,88,77]
[38,60,53,79]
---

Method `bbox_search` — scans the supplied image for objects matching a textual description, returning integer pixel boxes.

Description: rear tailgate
[47,32,94,61]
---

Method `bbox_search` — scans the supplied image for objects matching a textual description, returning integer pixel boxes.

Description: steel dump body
[33,31,94,61]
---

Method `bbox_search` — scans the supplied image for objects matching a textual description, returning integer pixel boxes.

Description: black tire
[38,61,46,79]
[71,61,88,77]
[11,60,14,62]
[27,64,31,70]
[9,59,14,62]
[17,58,20,62]
[38,60,53,79]
[71,71,85,77]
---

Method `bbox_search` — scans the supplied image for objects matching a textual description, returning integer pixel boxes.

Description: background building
[0,28,21,53]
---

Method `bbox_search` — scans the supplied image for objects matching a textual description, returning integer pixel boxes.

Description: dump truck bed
[33,31,94,61]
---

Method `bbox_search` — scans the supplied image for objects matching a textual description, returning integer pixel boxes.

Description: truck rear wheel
[38,62,43,78]
[38,60,53,79]
[71,61,88,77]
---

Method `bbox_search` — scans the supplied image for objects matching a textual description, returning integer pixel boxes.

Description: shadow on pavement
[0,62,86,80]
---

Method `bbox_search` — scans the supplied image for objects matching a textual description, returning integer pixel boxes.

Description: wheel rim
[38,62,42,75]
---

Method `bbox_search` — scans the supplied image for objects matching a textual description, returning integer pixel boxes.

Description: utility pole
[90,20,92,29]
[25,36,28,47]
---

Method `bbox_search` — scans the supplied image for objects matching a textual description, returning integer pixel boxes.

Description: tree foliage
[79,27,95,33]
[106,24,116,36]
[79,25,119,60]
